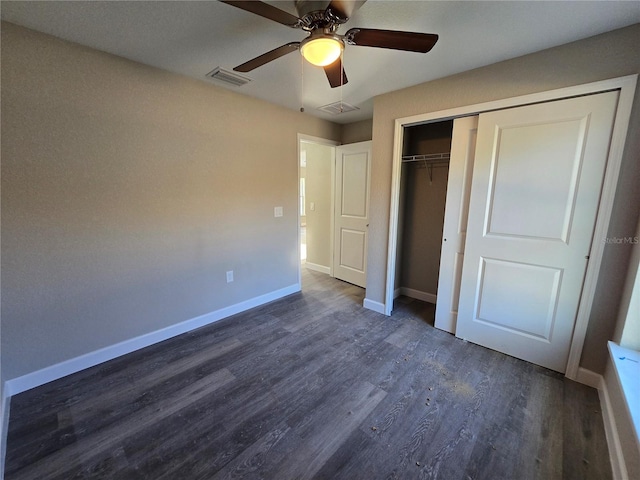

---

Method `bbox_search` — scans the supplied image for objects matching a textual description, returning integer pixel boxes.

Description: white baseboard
[305,262,330,275]
[578,367,628,480]
[398,287,437,304]
[4,283,300,397]
[576,366,602,389]
[363,298,386,315]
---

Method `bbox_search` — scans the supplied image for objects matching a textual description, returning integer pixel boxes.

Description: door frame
[297,134,339,288]
[384,74,637,380]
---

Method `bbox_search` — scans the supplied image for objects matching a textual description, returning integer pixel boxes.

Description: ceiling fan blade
[346,28,438,53]
[234,43,301,72]
[220,1,301,28]
[328,0,367,20]
[324,57,348,88]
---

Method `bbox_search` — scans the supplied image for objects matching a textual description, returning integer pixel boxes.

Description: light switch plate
[274,206,283,217]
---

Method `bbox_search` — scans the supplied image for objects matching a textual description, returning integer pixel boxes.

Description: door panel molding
[474,257,562,342]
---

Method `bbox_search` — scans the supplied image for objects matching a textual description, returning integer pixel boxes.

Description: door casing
[383,75,637,380]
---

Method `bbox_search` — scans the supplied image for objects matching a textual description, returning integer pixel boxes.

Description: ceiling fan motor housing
[295,0,346,31]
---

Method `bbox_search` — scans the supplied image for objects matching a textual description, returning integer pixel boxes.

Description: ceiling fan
[220,0,439,88]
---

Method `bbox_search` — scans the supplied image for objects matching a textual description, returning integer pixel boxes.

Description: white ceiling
[2,1,639,124]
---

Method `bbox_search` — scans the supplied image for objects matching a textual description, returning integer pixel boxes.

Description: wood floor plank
[562,379,612,479]
[4,268,613,480]
[515,368,564,480]
[8,368,235,479]
[272,381,387,480]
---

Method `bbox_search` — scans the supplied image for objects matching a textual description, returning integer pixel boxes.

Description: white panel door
[435,116,478,333]
[456,91,619,372]
[333,141,372,288]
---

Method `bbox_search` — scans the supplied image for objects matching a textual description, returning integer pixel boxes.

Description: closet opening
[393,119,454,324]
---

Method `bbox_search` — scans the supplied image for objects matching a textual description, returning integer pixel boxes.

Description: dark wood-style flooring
[5,268,611,479]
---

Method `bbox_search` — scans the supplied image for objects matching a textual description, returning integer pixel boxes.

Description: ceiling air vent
[206,67,251,87]
[317,101,360,115]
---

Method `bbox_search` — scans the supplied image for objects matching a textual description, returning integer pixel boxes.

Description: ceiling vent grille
[317,101,360,115]
[206,67,252,87]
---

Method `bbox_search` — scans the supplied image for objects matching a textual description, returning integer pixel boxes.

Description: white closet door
[456,91,618,372]
[435,116,478,333]
[333,141,372,288]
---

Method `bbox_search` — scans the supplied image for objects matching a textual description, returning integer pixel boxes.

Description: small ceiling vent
[317,101,360,115]
[206,67,251,87]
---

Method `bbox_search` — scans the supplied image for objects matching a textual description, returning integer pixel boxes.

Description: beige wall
[366,24,640,374]
[341,119,373,144]
[303,142,333,268]
[0,22,341,382]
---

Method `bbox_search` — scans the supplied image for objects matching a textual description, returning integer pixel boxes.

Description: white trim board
[401,288,437,305]
[4,283,300,397]
[576,366,602,389]
[305,262,331,275]
[383,74,638,382]
[363,298,385,315]
[595,369,629,480]
[394,287,437,304]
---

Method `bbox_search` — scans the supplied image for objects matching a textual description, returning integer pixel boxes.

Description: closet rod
[401,152,450,163]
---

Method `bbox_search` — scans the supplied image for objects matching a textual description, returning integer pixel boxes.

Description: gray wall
[0,22,341,383]
[399,164,448,295]
[366,24,640,374]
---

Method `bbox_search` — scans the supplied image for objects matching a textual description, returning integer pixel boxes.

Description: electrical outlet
[274,206,283,217]
[226,270,234,283]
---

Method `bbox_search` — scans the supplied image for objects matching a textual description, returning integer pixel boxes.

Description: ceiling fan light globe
[300,37,343,66]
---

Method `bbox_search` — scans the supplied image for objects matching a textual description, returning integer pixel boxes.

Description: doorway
[298,136,338,286]
[393,120,453,309]
[297,136,372,292]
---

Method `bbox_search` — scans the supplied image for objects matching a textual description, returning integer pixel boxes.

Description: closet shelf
[401,152,450,164]
[402,152,450,183]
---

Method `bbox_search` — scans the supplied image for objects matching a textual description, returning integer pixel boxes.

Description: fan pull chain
[339,48,344,113]
[300,53,305,113]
